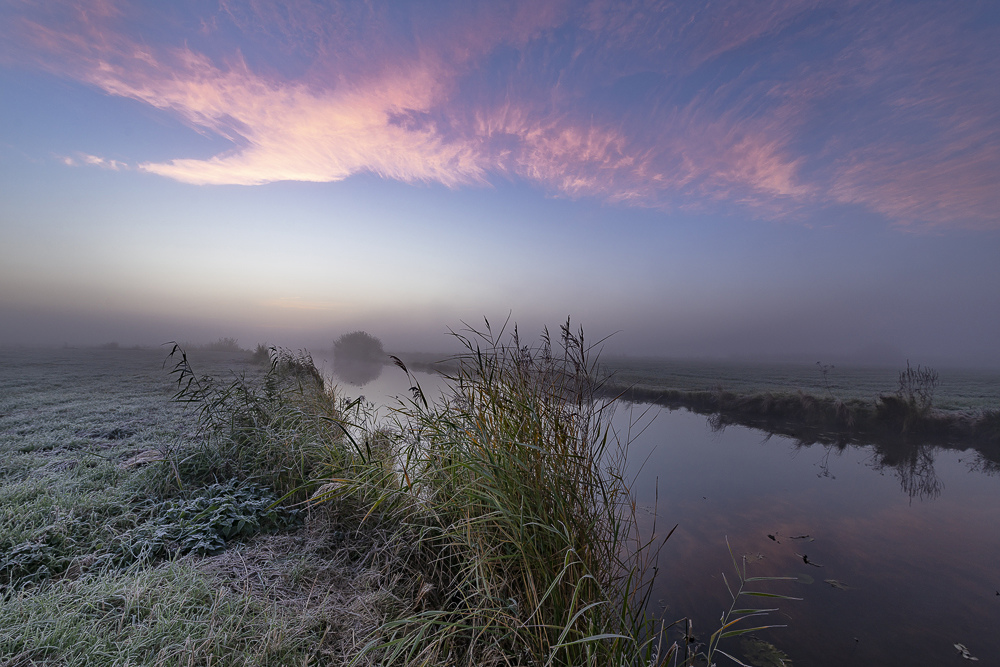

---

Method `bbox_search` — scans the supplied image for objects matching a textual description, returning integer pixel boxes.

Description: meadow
[0,347,387,665]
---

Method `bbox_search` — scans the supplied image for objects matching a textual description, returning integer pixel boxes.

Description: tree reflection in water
[703,408,1000,501]
[787,439,943,501]
[333,357,383,386]
[870,442,942,501]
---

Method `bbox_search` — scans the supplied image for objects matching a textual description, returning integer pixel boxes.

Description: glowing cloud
[4,0,998,229]
[114,55,487,187]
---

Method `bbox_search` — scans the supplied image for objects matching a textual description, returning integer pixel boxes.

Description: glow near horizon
[0,0,998,364]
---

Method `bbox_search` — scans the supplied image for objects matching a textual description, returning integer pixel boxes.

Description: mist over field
[2,0,999,371]
[2,289,998,370]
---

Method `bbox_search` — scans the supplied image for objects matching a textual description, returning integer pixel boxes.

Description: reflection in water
[870,442,942,501]
[333,357,383,386]
[708,414,947,500]
[968,451,1000,476]
[626,407,1000,667]
[795,440,943,501]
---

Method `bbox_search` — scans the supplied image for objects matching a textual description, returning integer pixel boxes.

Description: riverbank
[399,354,1000,457]
[609,384,1000,453]
[3,334,721,666]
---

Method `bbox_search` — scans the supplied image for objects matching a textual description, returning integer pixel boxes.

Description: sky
[1,0,998,367]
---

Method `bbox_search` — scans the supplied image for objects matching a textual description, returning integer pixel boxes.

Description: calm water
[334,364,1000,666]
[620,406,1000,666]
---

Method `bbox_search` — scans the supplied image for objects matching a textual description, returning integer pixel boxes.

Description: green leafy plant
[0,537,68,593]
[1,513,97,594]
[117,480,302,564]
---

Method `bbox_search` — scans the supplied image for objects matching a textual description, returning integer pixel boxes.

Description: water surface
[622,407,999,666]
[331,362,999,665]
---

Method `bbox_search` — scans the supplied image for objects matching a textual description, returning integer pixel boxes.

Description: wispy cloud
[83,153,125,170]
[58,153,125,170]
[113,53,486,187]
[4,0,998,229]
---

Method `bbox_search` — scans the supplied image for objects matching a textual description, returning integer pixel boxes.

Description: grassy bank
[395,353,1000,460]
[611,384,1000,450]
[2,328,806,666]
[0,348,384,665]
[0,332,668,666]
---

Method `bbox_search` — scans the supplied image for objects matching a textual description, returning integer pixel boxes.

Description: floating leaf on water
[741,637,793,667]
[788,535,811,540]
[795,573,814,585]
[824,579,851,590]
[795,553,824,567]
[954,643,979,661]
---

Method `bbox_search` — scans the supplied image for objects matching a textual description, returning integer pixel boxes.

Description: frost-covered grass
[0,347,391,666]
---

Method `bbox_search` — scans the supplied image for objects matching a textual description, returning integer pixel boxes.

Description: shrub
[203,337,244,353]
[250,343,271,365]
[333,331,384,362]
[896,361,938,415]
[876,361,940,433]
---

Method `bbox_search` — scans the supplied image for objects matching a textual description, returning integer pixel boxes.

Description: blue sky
[1,0,998,366]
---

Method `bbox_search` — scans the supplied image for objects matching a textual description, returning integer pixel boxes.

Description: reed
[164,345,346,501]
[315,319,667,666]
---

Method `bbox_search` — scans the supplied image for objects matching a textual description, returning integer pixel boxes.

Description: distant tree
[333,331,385,385]
[334,331,385,362]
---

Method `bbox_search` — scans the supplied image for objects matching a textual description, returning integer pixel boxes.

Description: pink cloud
[474,102,812,217]
[820,5,1000,229]
[99,51,487,186]
[4,0,998,229]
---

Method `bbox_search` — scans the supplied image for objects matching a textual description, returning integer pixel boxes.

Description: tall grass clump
[202,337,244,353]
[328,320,666,667]
[165,345,346,501]
[876,360,941,433]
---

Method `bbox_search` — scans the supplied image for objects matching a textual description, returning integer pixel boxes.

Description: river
[327,360,999,666]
